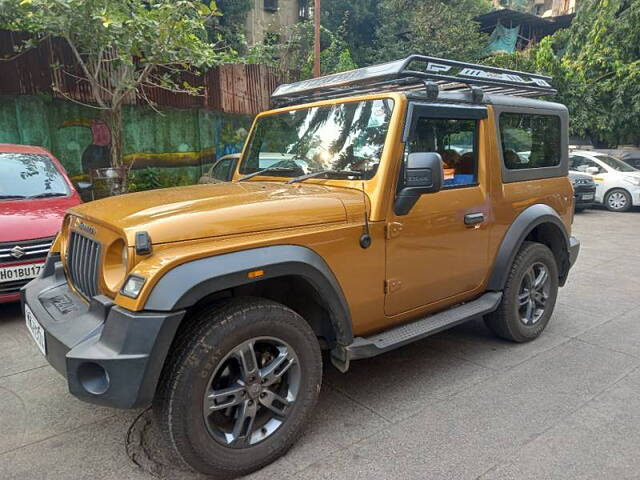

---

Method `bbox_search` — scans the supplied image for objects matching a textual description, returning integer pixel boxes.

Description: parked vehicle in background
[199,153,310,184]
[198,154,240,184]
[23,57,579,478]
[0,144,82,303]
[594,149,640,170]
[568,171,596,212]
[569,150,640,212]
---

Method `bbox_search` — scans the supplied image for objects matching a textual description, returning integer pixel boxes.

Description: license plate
[0,262,43,283]
[25,304,46,355]
[582,193,594,200]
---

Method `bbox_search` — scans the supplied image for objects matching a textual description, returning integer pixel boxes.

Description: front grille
[0,237,54,264]
[67,232,101,299]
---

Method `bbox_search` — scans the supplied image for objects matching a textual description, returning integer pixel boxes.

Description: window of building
[298,0,310,19]
[406,117,478,188]
[499,113,561,170]
[264,0,278,12]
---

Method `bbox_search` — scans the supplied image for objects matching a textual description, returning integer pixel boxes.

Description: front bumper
[21,255,184,409]
[573,185,596,208]
[569,235,580,268]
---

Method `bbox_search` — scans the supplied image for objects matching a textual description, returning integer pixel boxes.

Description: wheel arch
[144,245,353,348]
[488,204,571,291]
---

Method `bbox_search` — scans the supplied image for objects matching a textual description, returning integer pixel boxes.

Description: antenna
[359,181,372,249]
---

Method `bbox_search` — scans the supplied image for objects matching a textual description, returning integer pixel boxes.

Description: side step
[331,292,502,372]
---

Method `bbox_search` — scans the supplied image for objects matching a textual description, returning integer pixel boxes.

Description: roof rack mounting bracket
[422,81,439,100]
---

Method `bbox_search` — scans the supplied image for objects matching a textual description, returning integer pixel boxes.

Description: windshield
[0,153,70,198]
[239,99,394,180]
[594,154,637,172]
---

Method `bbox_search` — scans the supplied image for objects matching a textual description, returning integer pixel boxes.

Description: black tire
[485,241,559,342]
[154,297,322,478]
[604,188,632,212]
[574,207,585,213]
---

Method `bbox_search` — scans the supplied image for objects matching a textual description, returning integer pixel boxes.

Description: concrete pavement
[1,208,639,479]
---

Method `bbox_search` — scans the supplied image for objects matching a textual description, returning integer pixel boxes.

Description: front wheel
[154,298,322,478]
[604,188,632,212]
[485,241,559,342]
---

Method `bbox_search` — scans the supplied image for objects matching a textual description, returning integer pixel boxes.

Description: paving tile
[0,365,116,453]
[0,414,149,480]
[0,303,48,378]
[425,317,570,371]
[294,340,637,480]
[579,306,640,358]
[325,337,495,421]
[482,367,640,480]
[546,302,616,338]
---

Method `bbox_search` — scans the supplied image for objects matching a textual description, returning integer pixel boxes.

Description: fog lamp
[121,275,146,299]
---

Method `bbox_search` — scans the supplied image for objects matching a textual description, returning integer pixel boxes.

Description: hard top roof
[272,55,556,107]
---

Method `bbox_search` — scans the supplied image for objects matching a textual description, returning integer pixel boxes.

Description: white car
[569,150,640,212]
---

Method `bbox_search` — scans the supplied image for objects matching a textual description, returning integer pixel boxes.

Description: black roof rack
[271,55,556,106]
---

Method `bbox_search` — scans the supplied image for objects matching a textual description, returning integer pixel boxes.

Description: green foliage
[371,0,491,63]
[0,0,240,168]
[486,0,640,147]
[128,167,194,192]
[207,0,252,54]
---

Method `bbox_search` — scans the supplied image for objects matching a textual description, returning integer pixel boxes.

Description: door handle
[464,213,485,226]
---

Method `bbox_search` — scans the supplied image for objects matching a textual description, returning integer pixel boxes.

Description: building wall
[245,0,302,45]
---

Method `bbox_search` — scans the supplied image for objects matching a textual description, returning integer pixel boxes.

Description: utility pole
[314,0,321,77]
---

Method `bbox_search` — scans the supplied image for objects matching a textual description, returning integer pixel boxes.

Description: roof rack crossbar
[271,54,556,106]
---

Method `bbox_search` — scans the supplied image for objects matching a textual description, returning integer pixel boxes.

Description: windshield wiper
[237,166,299,182]
[0,194,27,200]
[286,169,363,184]
[28,192,68,198]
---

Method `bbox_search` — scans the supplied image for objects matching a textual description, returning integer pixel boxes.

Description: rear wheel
[154,298,322,478]
[485,242,559,342]
[604,188,632,212]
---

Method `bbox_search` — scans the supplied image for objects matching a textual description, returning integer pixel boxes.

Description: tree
[0,0,238,171]
[371,0,491,64]
[487,0,640,147]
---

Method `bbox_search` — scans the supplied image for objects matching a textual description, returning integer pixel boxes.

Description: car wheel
[604,188,632,212]
[485,241,559,342]
[154,298,322,478]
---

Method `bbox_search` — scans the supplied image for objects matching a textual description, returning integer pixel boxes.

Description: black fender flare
[487,204,570,291]
[144,245,353,346]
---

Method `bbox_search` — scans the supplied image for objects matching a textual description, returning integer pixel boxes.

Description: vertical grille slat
[67,232,101,299]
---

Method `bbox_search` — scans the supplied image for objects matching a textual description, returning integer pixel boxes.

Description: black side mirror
[394,152,443,216]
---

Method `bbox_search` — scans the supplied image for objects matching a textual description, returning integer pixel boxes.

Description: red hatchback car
[0,144,82,303]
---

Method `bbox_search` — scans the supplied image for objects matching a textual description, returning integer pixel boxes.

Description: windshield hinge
[386,222,403,239]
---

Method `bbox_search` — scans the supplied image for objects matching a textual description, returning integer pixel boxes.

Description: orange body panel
[55,94,573,338]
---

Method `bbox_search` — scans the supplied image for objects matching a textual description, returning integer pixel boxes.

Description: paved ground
[1,208,639,480]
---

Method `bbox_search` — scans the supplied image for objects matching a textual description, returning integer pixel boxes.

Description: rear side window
[499,113,561,170]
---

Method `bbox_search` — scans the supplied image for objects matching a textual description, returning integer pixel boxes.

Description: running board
[331,292,502,372]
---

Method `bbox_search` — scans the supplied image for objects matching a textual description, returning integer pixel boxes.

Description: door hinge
[384,278,402,294]
[386,222,403,239]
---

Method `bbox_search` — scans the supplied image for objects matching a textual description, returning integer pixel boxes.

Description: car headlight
[103,239,129,291]
[623,176,640,186]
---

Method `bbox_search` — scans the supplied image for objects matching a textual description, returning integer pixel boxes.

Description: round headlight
[103,239,128,292]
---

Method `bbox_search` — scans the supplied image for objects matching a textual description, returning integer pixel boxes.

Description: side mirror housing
[394,152,443,216]
[586,166,599,175]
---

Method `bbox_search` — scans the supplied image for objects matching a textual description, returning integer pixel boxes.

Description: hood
[69,182,363,244]
[0,195,82,243]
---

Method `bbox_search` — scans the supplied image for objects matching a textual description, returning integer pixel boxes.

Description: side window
[406,117,478,188]
[570,156,604,174]
[499,113,561,170]
[211,159,234,181]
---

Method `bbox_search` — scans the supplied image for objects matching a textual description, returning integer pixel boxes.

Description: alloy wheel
[517,262,550,326]
[203,337,300,448]
[608,191,628,210]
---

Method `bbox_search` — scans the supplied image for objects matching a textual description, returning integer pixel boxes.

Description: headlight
[623,176,640,186]
[121,275,146,298]
[103,239,129,291]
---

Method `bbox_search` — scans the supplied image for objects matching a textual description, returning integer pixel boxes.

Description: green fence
[0,95,253,186]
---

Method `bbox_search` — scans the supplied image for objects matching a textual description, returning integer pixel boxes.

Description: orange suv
[23,55,579,478]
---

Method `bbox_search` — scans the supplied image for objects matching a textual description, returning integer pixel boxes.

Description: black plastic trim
[487,204,571,291]
[145,245,353,346]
